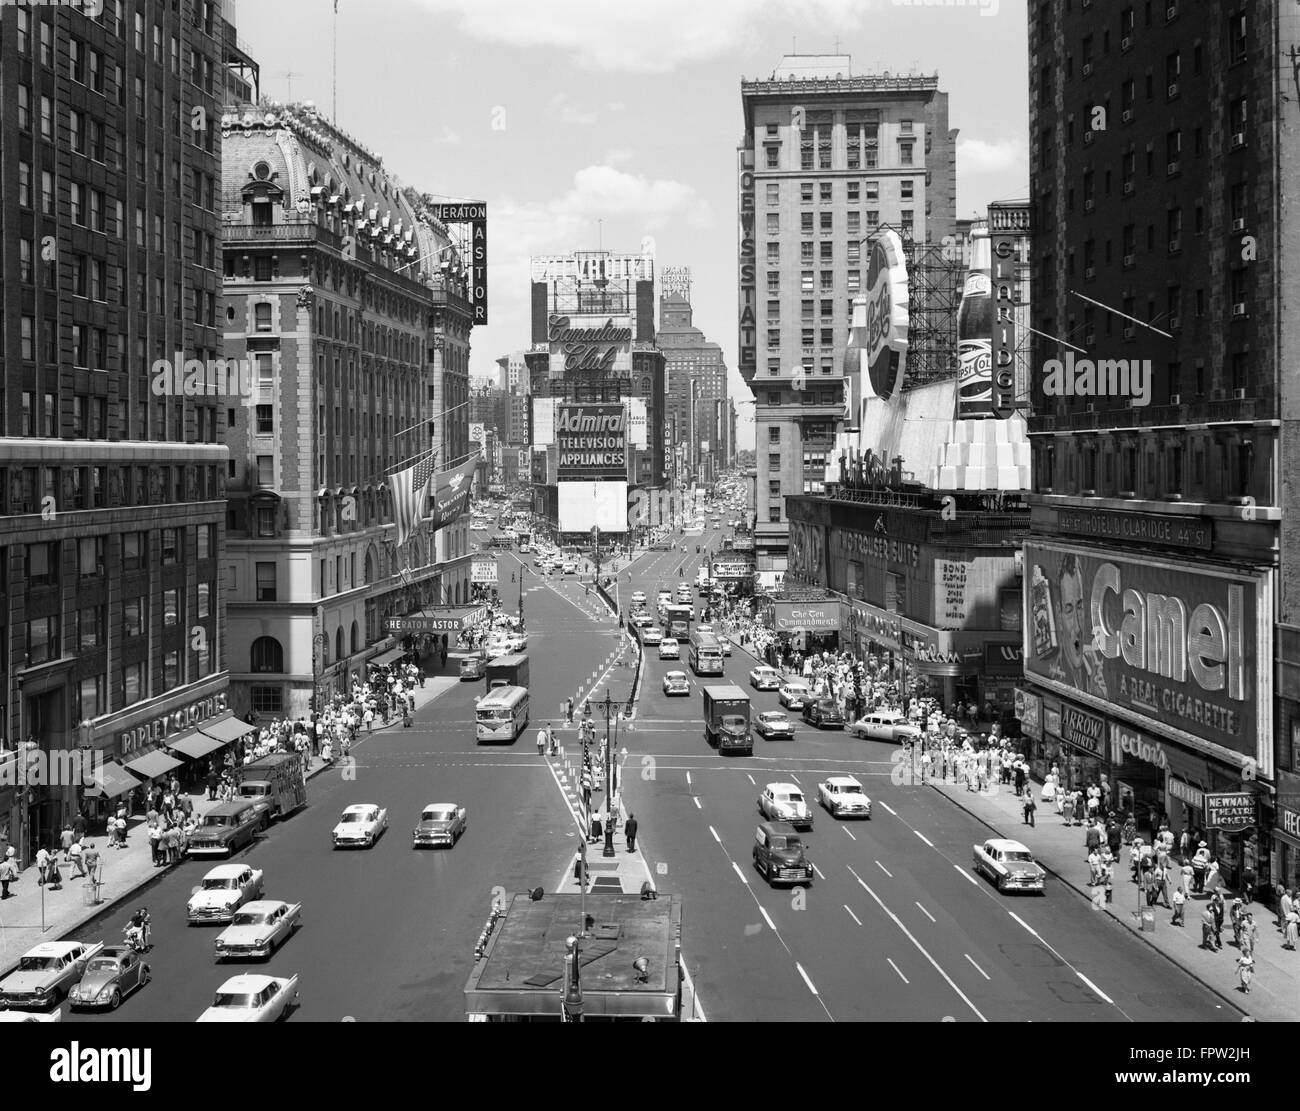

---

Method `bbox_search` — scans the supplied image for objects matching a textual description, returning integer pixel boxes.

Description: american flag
[389,450,436,548]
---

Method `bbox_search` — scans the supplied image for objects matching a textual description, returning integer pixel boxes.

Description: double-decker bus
[475,685,529,742]
[688,630,725,677]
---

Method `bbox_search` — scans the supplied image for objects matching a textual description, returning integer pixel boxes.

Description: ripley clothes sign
[119,692,229,756]
[1023,542,1269,761]
[556,404,627,480]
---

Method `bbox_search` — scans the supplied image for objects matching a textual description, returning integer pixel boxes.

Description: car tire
[996,874,1006,893]
[109,989,121,1011]
[141,966,151,987]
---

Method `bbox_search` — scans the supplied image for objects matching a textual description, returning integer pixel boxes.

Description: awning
[122,748,184,781]
[369,647,406,668]
[83,761,137,800]
[198,714,257,744]
[167,730,227,760]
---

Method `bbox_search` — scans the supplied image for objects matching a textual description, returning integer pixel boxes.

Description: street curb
[928,780,1251,1019]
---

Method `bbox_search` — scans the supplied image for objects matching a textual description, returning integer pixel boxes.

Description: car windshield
[1004,850,1035,862]
[340,812,371,823]
[213,992,256,1008]
[203,877,237,890]
[721,716,746,729]
[785,683,808,692]
[840,784,864,794]
[761,713,784,722]
[18,956,59,971]
[84,958,121,974]
[423,808,455,821]
[773,836,800,851]
[200,814,232,827]
[231,911,267,926]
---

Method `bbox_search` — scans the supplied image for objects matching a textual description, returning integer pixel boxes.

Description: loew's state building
[220,102,474,722]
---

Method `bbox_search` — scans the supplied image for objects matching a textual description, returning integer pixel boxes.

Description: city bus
[662,604,693,641]
[475,685,529,743]
[688,630,725,677]
[516,531,531,554]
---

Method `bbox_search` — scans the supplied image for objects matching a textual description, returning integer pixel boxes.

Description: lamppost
[312,632,328,726]
[590,691,624,858]
[517,564,527,631]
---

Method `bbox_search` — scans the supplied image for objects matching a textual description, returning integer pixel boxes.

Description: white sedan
[332,804,388,848]
[973,838,1046,894]
[778,681,811,710]
[631,591,647,606]
[749,666,782,691]
[187,864,265,924]
[658,638,680,660]
[197,973,300,1022]
[662,671,690,696]
[817,776,873,819]
[754,710,795,739]
[214,901,303,961]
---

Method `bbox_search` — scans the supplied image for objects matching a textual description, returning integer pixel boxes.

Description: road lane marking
[914,830,934,847]
[877,801,898,816]
[709,826,721,843]
[842,828,856,841]
[964,954,991,981]
[686,772,691,787]
[795,963,819,996]
[844,905,862,926]
[693,796,701,809]
[954,864,979,886]
[1009,911,1038,937]
[848,866,987,1023]
[732,861,750,885]
[886,958,909,984]
[915,902,936,923]
[790,774,801,785]
[1076,972,1114,1005]
[759,905,777,932]
[876,860,893,878]
[747,774,756,784]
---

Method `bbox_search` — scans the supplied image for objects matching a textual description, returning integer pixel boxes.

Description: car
[662,670,690,696]
[187,864,266,924]
[67,946,150,1011]
[631,590,647,606]
[849,709,922,743]
[214,900,303,960]
[752,822,814,886]
[412,803,467,848]
[0,1009,62,1022]
[972,838,1047,893]
[561,560,578,574]
[754,710,795,740]
[484,636,511,660]
[749,666,783,691]
[778,681,811,710]
[504,631,528,652]
[640,626,663,647]
[0,942,104,1009]
[656,590,672,607]
[186,802,262,857]
[719,637,732,656]
[632,613,654,629]
[696,623,713,633]
[332,804,388,848]
[658,638,680,660]
[817,776,873,819]
[674,587,693,604]
[459,655,486,681]
[802,698,845,729]
[759,784,813,829]
[196,973,300,1023]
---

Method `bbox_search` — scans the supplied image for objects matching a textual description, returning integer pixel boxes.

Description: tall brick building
[0,1,255,860]
[220,103,474,720]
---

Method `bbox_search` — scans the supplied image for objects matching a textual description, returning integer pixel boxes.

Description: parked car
[817,776,873,819]
[778,681,811,710]
[849,709,922,743]
[749,666,783,691]
[754,710,795,740]
[214,901,303,960]
[752,822,814,886]
[412,803,467,848]
[187,864,266,924]
[662,671,690,696]
[196,973,300,1022]
[459,655,486,681]
[802,698,845,729]
[758,783,813,830]
[972,838,1046,894]
[187,802,262,857]
[0,942,104,1009]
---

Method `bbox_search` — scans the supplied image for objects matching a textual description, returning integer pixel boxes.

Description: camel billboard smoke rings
[955,227,994,419]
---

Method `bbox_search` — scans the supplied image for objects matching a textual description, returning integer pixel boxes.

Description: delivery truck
[233,750,307,826]
[702,684,753,755]
[486,653,530,692]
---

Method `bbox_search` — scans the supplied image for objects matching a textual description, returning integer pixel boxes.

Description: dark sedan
[801,698,845,729]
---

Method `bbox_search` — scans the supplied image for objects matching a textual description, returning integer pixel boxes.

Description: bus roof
[690,630,720,645]
[477,685,528,709]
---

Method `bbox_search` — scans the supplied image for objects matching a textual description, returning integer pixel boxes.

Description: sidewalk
[0,674,458,978]
[927,768,1294,1020]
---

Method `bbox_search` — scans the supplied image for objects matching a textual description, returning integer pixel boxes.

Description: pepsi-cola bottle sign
[955,230,994,419]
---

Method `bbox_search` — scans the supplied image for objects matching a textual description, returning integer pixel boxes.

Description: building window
[163,588,179,626]
[161,528,179,564]
[251,686,284,715]
[257,506,276,537]
[256,562,277,601]
[766,183,780,204]
[769,427,781,444]
[255,303,273,332]
[26,542,57,586]
[123,596,144,638]
[251,636,284,674]
[27,616,59,665]
[197,523,214,561]
[78,605,104,651]
[163,651,180,690]
[255,404,274,434]
[123,662,145,706]
[78,536,104,578]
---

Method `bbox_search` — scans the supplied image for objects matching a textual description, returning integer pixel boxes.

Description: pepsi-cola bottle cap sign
[856,230,911,402]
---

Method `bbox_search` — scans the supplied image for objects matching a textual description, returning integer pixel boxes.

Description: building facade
[220,103,474,722]
[738,55,958,573]
[657,269,728,488]
[1022,2,1292,892]
[0,1,255,860]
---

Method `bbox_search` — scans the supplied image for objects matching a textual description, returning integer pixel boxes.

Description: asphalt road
[620,527,1241,1023]
[63,545,618,1023]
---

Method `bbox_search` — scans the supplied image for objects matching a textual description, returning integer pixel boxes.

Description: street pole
[602,693,616,857]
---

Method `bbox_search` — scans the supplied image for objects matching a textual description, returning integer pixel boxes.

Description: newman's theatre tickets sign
[556,404,627,481]
[1023,541,1270,763]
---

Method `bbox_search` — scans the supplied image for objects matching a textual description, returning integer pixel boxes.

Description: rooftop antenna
[598,218,603,252]
[332,0,339,123]
[280,70,302,100]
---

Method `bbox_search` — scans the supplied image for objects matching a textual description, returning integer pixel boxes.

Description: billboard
[1023,542,1270,763]
[548,314,633,377]
[844,228,910,423]
[737,151,756,379]
[531,398,556,447]
[989,230,1018,419]
[558,481,628,533]
[471,556,498,585]
[429,202,487,325]
[468,422,485,447]
[626,397,648,448]
[770,602,838,633]
[556,403,627,481]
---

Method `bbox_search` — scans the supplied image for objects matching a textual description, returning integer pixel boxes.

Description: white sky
[236,0,1030,449]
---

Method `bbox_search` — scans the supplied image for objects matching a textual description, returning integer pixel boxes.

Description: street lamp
[312,632,328,725]
[590,691,623,858]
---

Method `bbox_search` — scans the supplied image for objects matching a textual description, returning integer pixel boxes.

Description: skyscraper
[657,268,728,487]
[738,55,957,574]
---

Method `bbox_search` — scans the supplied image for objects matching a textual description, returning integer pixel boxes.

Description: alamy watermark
[0,746,105,788]
[1041,352,1152,407]
[2,0,103,14]
[151,356,258,398]
[892,0,999,16]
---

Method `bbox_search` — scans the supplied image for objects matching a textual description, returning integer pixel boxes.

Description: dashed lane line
[886,958,910,985]
[812,862,826,880]
[709,826,721,843]
[964,954,991,981]
[915,902,937,924]
[954,863,979,886]
[693,797,702,809]
[876,860,893,878]
[795,963,820,997]
[844,905,863,926]
[878,801,898,817]
[759,905,778,933]
[731,861,750,886]
[842,828,856,841]
[914,830,934,848]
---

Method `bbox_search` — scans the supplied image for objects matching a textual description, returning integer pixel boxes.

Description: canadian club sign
[547,314,632,373]
[556,404,627,480]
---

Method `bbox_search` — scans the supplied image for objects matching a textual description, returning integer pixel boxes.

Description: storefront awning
[167,730,227,760]
[122,748,184,781]
[83,760,137,800]
[369,647,406,668]
[197,714,256,744]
